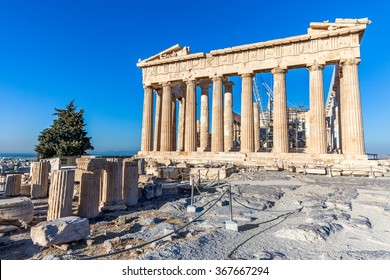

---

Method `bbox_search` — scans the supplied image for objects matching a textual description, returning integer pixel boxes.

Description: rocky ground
[1,170,390,260]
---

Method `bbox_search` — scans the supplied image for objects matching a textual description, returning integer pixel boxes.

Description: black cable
[83,189,229,260]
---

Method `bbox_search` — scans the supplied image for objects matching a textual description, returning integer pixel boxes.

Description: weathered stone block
[0,197,34,225]
[30,161,50,198]
[5,174,22,197]
[31,216,90,247]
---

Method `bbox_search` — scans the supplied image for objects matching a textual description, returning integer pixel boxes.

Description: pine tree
[35,100,94,159]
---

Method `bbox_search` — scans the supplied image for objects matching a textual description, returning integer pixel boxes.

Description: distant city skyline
[1,0,389,155]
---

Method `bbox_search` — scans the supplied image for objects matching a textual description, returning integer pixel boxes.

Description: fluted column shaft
[224,81,234,152]
[153,90,162,151]
[122,160,138,207]
[272,68,288,153]
[177,87,186,151]
[141,85,153,152]
[5,174,21,197]
[30,161,50,198]
[172,98,177,151]
[340,58,365,155]
[240,73,255,153]
[200,82,210,150]
[100,158,126,210]
[253,102,260,151]
[47,170,75,220]
[78,170,100,218]
[160,82,172,151]
[185,79,197,151]
[211,77,224,152]
[308,63,327,154]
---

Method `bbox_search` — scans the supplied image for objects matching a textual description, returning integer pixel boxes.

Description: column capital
[340,58,361,66]
[240,73,253,78]
[143,84,153,90]
[161,81,172,87]
[271,67,288,74]
[184,78,196,85]
[307,62,325,71]
[199,80,212,89]
[211,76,223,82]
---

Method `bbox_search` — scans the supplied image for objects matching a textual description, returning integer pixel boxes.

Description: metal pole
[190,175,194,206]
[229,184,233,221]
[198,169,201,188]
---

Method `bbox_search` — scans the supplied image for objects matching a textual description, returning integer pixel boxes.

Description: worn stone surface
[5,174,22,197]
[0,197,34,225]
[30,161,50,198]
[123,160,138,207]
[47,170,75,221]
[31,216,90,247]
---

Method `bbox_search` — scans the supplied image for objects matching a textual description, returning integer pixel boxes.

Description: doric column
[5,174,21,197]
[78,170,100,218]
[160,82,172,151]
[76,157,107,219]
[185,79,197,151]
[240,73,255,153]
[141,85,153,152]
[122,160,138,207]
[177,83,186,151]
[172,98,177,151]
[308,63,327,154]
[30,161,50,198]
[233,122,238,143]
[47,170,75,220]
[272,67,288,153]
[224,81,234,152]
[211,76,224,152]
[253,102,260,152]
[200,82,210,151]
[339,58,365,155]
[153,89,162,151]
[100,158,126,211]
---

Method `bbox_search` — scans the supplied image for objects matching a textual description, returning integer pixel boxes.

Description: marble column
[30,161,50,198]
[100,158,126,211]
[153,89,162,151]
[200,82,210,151]
[177,83,186,151]
[233,122,238,143]
[240,73,255,153]
[47,170,75,221]
[141,85,153,152]
[339,58,365,155]
[253,102,260,152]
[5,174,21,197]
[224,81,234,152]
[160,82,172,151]
[76,157,107,219]
[185,79,197,151]
[272,67,288,153]
[308,63,327,154]
[172,98,177,151]
[78,170,100,218]
[211,76,224,152]
[122,160,138,207]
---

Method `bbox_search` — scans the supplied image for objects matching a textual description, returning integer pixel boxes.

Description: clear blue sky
[0,0,389,155]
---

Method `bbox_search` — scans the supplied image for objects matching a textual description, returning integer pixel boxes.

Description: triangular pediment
[140,44,190,63]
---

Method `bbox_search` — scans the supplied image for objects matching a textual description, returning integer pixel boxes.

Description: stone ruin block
[31,216,90,247]
[47,170,75,221]
[78,170,101,219]
[123,160,138,207]
[5,174,22,197]
[0,197,34,226]
[30,161,50,198]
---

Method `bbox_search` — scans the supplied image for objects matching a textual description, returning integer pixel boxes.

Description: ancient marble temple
[137,18,371,166]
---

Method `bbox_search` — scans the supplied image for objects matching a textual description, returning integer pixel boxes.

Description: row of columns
[140,59,365,155]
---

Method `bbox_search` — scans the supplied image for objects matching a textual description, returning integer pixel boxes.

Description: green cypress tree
[35,100,94,159]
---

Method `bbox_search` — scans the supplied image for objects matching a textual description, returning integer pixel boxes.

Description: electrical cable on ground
[83,188,229,260]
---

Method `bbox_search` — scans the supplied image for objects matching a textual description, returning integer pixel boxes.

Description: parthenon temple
[137,18,372,167]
